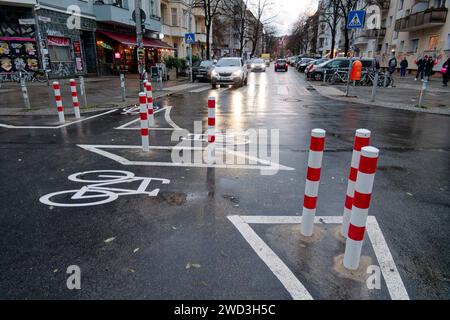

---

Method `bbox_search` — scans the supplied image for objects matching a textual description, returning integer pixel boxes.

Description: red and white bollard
[343,146,379,270]
[70,79,81,119]
[145,81,155,127]
[341,129,371,237]
[139,92,149,152]
[207,96,216,163]
[52,81,65,123]
[301,128,326,236]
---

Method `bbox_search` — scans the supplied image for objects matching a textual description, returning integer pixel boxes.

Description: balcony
[354,36,369,45]
[161,24,186,38]
[94,1,131,26]
[395,7,448,32]
[367,28,386,39]
[195,32,207,43]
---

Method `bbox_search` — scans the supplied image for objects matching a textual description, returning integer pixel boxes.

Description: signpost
[345,10,366,96]
[347,10,366,29]
[185,32,195,82]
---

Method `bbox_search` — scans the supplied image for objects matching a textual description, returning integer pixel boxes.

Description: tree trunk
[206,22,211,60]
[330,30,336,59]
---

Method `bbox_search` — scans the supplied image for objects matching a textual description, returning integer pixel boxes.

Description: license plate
[219,77,231,80]
[196,75,202,78]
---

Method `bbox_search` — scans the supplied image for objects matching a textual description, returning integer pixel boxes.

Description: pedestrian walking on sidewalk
[415,55,427,81]
[400,58,408,77]
[442,57,450,87]
[425,56,437,81]
[388,53,397,87]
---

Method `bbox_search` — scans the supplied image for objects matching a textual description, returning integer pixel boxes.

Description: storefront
[95,28,174,75]
[35,7,97,78]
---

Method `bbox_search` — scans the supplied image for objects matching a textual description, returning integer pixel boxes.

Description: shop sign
[73,40,84,72]
[47,36,70,46]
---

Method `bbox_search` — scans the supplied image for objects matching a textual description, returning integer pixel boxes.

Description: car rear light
[285,64,288,67]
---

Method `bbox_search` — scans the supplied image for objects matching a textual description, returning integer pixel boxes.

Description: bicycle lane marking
[115,106,182,131]
[39,170,171,208]
[0,109,118,129]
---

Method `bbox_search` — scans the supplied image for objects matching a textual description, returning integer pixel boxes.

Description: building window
[447,34,450,49]
[388,16,393,27]
[410,39,419,53]
[182,10,187,28]
[400,40,405,51]
[428,35,439,50]
[393,31,398,40]
[399,0,404,10]
[171,8,178,27]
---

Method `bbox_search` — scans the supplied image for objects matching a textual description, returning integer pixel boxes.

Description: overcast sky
[269,0,319,36]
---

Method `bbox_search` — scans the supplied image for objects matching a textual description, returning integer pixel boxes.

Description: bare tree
[192,0,224,59]
[247,0,276,57]
[338,0,370,57]
[220,0,251,58]
[287,14,312,55]
[317,0,341,59]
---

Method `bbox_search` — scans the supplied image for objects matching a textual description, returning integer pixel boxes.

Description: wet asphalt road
[0,68,449,300]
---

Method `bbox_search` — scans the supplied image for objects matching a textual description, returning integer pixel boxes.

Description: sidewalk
[309,73,450,116]
[0,74,193,116]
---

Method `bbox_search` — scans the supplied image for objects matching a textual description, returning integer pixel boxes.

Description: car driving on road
[274,59,288,72]
[250,58,266,72]
[211,57,248,89]
[192,60,215,82]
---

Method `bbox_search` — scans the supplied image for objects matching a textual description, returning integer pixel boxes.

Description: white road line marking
[115,107,180,131]
[77,144,294,171]
[366,216,410,300]
[188,85,212,93]
[162,83,205,92]
[0,109,118,129]
[227,215,314,300]
[277,86,289,95]
[228,215,409,300]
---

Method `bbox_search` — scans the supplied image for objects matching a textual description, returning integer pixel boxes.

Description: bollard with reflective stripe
[145,81,155,127]
[70,79,81,118]
[207,97,216,163]
[139,92,149,152]
[343,146,379,270]
[341,129,371,237]
[301,128,326,236]
[53,81,65,123]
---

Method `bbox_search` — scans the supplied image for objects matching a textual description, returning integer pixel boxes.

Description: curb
[308,81,450,116]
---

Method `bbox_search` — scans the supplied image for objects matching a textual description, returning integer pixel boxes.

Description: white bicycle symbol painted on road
[39,170,170,207]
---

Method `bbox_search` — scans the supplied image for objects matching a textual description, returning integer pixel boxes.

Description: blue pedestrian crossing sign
[347,10,366,29]
[185,33,195,44]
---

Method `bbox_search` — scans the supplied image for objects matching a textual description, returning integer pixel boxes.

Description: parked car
[211,57,248,88]
[274,59,288,72]
[297,58,316,72]
[305,59,328,79]
[250,58,266,72]
[192,60,215,81]
[309,57,375,81]
[246,58,254,69]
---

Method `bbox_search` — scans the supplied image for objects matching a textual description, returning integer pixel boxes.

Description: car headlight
[232,70,243,77]
[251,64,255,68]
[211,70,218,77]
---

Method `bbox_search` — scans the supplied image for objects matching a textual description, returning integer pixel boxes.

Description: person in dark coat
[442,57,450,87]
[400,58,408,77]
[415,55,427,80]
[424,56,436,80]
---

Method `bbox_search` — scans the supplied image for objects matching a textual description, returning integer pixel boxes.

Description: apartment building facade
[160,0,210,60]
[315,0,450,71]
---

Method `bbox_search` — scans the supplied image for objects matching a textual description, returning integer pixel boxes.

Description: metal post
[79,76,88,108]
[33,1,49,86]
[20,78,31,109]
[371,72,379,102]
[418,78,428,108]
[188,0,193,83]
[323,69,327,83]
[345,59,352,97]
[120,73,126,102]
[135,0,145,92]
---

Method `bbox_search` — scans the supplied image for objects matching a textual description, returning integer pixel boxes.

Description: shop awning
[97,30,174,50]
